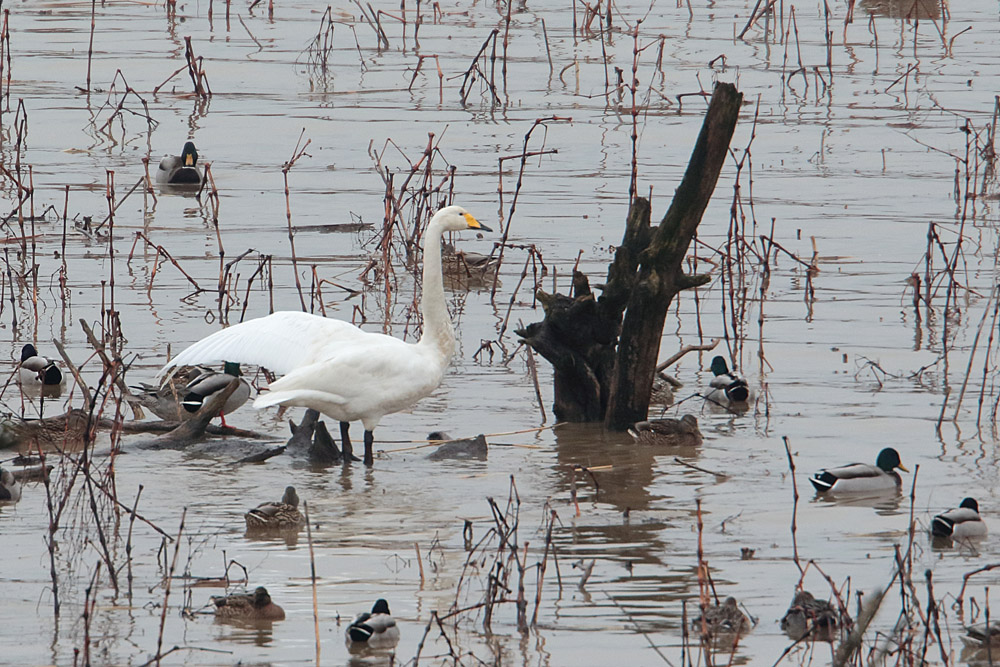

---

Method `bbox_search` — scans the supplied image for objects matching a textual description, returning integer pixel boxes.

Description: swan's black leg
[340,421,353,462]
[363,430,374,467]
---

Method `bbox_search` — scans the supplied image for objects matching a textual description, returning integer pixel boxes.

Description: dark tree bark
[517,82,743,429]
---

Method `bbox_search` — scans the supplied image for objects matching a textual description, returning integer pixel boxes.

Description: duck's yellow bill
[463,213,492,233]
[897,463,910,473]
[184,154,195,166]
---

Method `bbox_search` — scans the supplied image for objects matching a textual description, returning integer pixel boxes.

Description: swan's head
[181,141,199,167]
[431,205,492,233]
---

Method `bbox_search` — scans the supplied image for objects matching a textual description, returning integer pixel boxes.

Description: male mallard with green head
[810,447,908,493]
[133,362,250,425]
[931,497,987,539]
[180,362,251,426]
[18,344,64,393]
[156,141,204,185]
[346,599,400,650]
[706,356,750,405]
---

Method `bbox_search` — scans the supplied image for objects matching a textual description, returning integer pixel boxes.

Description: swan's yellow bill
[463,213,492,232]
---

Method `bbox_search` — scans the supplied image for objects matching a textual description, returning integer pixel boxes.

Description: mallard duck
[244,486,304,531]
[131,363,250,425]
[780,590,843,642]
[346,599,400,650]
[627,414,703,446]
[426,431,488,460]
[706,355,750,404]
[692,596,751,637]
[931,497,987,539]
[442,243,498,274]
[809,447,908,493]
[18,344,64,389]
[155,141,204,185]
[650,371,678,406]
[0,467,21,502]
[159,206,491,467]
[963,620,1000,648]
[129,365,211,421]
[178,362,251,426]
[211,586,285,621]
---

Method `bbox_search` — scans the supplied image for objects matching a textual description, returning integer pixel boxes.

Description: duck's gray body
[346,599,400,650]
[810,448,907,494]
[931,498,987,539]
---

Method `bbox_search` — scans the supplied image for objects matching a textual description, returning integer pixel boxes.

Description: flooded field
[2,0,1000,665]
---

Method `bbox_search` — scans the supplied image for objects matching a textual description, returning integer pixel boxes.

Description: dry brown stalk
[155,509,186,667]
[183,37,211,98]
[304,501,320,665]
[129,232,205,295]
[282,131,312,312]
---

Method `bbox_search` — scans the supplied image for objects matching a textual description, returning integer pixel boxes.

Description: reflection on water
[810,489,904,516]
[859,0,943,19]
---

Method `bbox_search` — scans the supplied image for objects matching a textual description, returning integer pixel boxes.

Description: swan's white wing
[158,311,389,380]
[255,336,443,426]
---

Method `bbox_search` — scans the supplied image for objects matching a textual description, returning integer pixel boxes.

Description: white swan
[159,205,490,465]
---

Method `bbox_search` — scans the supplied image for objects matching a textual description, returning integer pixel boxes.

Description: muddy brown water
[1,0,999,665]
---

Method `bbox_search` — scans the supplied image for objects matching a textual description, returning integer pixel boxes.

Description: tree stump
[517,82,743,430]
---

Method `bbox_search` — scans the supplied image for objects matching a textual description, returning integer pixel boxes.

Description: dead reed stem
[782,436,803,574]
[304,501,320,666]
[86,0,96,92]
[155,508,187,667]
[282,130,311,312]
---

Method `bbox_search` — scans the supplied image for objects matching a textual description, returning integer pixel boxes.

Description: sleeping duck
[780,590,844,642]
[18,344,64,389]
[931,497,987,539]
[155,141,204,185]
[211,586,285,621]
[244,486,304,531]
[809,447,908,494]
[692,596,751,639]
[0,467,21,502]
[705,356,750,405]
[628,414,703,447]
[963,620,1000,648]
[346,599,400,650]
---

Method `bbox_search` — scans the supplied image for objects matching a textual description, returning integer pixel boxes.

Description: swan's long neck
[417,218,455,361]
